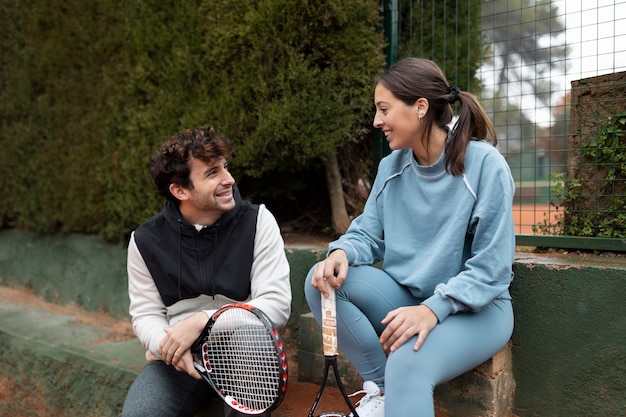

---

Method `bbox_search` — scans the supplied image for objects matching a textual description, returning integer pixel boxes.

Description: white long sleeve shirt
[127,204,291,357]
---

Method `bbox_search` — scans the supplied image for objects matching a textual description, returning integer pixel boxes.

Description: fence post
[374,0,399,171]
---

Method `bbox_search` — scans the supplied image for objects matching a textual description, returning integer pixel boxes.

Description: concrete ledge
[2,231,626,416]
[435,343,514,417]
[298,312,515,417]
[0,290,232,417]
[0,293,143,416]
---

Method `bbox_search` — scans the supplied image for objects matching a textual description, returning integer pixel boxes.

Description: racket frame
[192,303,288,415]
[307,355,360,417]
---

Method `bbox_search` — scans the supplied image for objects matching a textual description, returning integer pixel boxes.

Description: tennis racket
[191,303,288,415]
[307,281,360,417]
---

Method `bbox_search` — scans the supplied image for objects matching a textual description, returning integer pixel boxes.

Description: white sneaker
[349,381,385,417]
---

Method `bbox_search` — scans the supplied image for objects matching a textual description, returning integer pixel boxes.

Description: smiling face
[171,156,236,226]
[373,83,423,151]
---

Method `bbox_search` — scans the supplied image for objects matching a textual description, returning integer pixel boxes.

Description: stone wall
[567,71,626,231]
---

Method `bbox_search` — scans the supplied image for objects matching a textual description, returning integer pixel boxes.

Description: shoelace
[349,388,381,408]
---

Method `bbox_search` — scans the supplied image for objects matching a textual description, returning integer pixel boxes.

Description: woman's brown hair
[375,58,497,175]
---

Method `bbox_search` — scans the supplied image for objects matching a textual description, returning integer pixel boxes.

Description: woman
[305,58,515,417]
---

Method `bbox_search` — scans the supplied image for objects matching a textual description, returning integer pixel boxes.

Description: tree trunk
[324,151,351,234]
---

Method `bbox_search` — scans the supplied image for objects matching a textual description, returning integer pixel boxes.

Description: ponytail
[445,89,497,176]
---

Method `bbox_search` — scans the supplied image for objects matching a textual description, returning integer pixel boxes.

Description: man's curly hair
[150,125,233,202]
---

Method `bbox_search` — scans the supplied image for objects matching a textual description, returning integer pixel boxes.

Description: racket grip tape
[321,281,338,356]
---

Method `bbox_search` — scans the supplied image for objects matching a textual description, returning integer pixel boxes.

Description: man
[120,125,291,417]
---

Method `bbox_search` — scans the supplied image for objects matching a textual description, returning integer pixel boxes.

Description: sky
[480,0,626,127]
[555,0,626,84]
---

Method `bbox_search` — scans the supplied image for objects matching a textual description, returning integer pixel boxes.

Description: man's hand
[379,305,438,352]
[171,350,202,380]
[159,311,208,367]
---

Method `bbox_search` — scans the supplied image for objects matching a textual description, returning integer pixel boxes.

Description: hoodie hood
[134,185,260,306]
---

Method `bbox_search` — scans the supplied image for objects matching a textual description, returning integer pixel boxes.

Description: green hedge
[0,0,385,243]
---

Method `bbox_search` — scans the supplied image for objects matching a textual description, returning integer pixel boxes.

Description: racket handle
[321,280,338,356]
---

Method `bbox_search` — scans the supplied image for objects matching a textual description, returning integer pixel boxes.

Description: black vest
[134,189,259,306]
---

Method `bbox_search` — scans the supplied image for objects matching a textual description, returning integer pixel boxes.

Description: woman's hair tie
[448,85,461,104]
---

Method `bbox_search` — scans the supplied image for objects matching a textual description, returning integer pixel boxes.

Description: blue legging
[304,264,513,417]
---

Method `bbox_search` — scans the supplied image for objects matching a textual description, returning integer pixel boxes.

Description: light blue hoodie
[328,139,515,323]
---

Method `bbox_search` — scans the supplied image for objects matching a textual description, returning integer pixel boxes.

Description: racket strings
[202,308,282,411]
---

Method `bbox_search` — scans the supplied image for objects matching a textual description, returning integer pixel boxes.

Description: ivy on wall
[537,113,626,238]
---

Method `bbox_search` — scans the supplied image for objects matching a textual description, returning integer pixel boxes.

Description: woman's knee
[385,344,437,403]
[386,341,439,382]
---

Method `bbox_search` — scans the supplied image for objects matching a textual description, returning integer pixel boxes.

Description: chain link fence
[384,0,626,251]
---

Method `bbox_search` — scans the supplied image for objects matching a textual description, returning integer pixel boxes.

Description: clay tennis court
[513,203,560,235]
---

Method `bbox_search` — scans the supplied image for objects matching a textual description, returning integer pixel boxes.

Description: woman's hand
[310,250,349,297]
[380,305,438,352]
